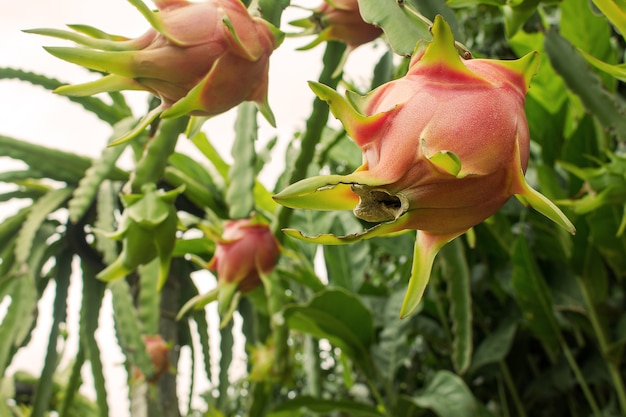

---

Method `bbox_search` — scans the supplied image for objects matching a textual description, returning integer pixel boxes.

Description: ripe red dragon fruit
[291,0,382,50]
[274,16,575,318]
[28,0,283,144]
[209,218,280,293]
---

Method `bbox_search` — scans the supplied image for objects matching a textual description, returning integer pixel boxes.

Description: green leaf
[68,118,132,223]
[592,0,626,37]
[0,273,37,377]
[284,288,374,375]
[411,370,478,417]
[109,279,155,380]
[470,319,518,373]
[227,102,258,219]
[0,67,130,125]
[15,188,73,265]
[137,259,161,335]
[79,261,109,417]
[510,237,561,361]
[0,134,126,184]
[323,214,370,292]
[31,250,71,417]
[545,29,626,141]
[268,396,384,417]
[502,0,540,38]
[439,239,472,374]
[358,0,432,56]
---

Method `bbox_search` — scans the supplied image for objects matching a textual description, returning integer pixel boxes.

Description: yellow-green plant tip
[427,150,463,177]
[109,106,163,146]
[492,51,540,91]
[297,27,333,51]
[256,100,277,127]
[176,288,220,320]
[420,15,466,72]
[43,46,135,76]
[288,17,315,29]
[127,0,187,46]
[26,27,135,51]
[96,256,131,282]
[516,181,576,235]
[273,176,359,211]
[54,74,143,97]
[67,24,129,41]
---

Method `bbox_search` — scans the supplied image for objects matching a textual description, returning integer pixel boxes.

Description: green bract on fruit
[291,0,382,50]
[28,0,284,144]
[274,16,575,319]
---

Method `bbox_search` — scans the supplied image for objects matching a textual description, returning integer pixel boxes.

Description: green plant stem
[559,337,602,417]
[499,360,526,417]
[576,276,626,414]
[272,41,346,239]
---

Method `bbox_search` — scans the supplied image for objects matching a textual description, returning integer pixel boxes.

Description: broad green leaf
[371,289,416,382]
[561,0,618,90]
[511,237,561,360]
[545,29,626,141]
[509,31,568,114]
[470,320,518,372]
[284,288,374,374]
[323,213,370,292]
[358,0,431,56]
[15,187,73,265]
[411,370,478,417]
[503,0,540,38]
[439,239,472,374]
[268,396,384,417]
[227,102,257,219]
[592,0,626,36]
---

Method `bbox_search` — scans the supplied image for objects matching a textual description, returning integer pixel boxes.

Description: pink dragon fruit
[274,16,575,318]
[209,218,280,293]
[28,0,283,144]
[291,0,382,50]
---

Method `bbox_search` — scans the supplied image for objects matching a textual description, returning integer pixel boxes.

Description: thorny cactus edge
[27,0,284,145]
[274,16,575,319]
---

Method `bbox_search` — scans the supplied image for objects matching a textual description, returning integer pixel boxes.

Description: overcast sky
[0,1,382,415]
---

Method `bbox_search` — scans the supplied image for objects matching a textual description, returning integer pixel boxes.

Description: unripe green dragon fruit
[28,0,284,144]
[274,16,575,318]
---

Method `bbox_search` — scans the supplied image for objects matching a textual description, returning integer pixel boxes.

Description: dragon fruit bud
[29,0,284,144]
[132,334,171,383]
[274,15,575,318]
[209,218,279,293]
[291,0,382,50]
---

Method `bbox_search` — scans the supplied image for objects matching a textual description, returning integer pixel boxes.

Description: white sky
[0,1,383,415]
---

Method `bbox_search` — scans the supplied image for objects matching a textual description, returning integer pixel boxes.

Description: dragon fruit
[274,16,575,318]
[291,0,382,50]
[28,0,283,144]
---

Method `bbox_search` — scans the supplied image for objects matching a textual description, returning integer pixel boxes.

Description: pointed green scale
[399,230,465,319]
[426,150,464,177]
[44,47,135,77]
[24,28,137,51]
[54,74,144,97]
[283,214,413,245]
[308,81,388,147]
[67,24,129,41]
[109,106,164,146]
[127,0,187,46]
[489,50,540,93]
[415,16,473,75]
[273,174,360,211]
[510,137,576,235]
[222,14,262,61]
